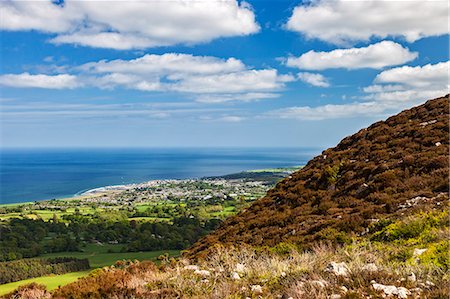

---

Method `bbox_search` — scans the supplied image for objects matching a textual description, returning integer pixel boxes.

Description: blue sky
[0,0,448,148]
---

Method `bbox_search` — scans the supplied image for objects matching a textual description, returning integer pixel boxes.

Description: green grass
[211,206,236,217]
[40,243,180,268]
[0,270,91,296]
[0,244,180,295]
[0,202,33,207]
[0,206,114,221]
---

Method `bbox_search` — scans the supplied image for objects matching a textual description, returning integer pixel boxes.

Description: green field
[41,243,180,268]
[0,270,90,295]
[0,244,180,295]
[0,206,101,221]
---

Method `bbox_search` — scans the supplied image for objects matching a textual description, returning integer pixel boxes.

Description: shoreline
[0,165,302,207]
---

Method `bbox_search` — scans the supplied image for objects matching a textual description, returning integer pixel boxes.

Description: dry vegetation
[188,96,449,257]
[5,210,448,299]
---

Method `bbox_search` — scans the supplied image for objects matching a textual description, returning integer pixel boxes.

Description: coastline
[0,166,302,207]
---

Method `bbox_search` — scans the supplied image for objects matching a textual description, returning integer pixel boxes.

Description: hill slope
[188,95,449,257]
[3,95,449,299]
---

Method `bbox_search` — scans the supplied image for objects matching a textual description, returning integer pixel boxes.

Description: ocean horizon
[0,147,321,204]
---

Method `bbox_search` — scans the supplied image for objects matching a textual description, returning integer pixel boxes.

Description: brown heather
[188,95,449,258]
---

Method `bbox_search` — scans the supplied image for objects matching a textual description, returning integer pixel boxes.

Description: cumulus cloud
[364,61,449,102]
[270,60,449,120]
[0,0,259,50]
[80,53,245,76]
[298,72,329,87]
[285,0,448,45]
[0,73,80,89]
[172,70,294,94]
[286,41,418,70]
[79,54,294,97]
[0,53,294,103]
[374,61,449,89]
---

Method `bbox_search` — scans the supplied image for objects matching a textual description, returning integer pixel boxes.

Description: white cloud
[363,89,448,103]
[0,73,80,89]
[362,84,405,93]
[286,0,448,45]
[0,53,294,103]
[80,53,245,76]
[298,72,329,87]
[286,41,418,70]
[1,0,259,50]
[364,61,449,102]
[172,70,294,94]
[80,54,294,97]
[195,93,278,104]
[218,116,245,122]
[0,101,235,122]
[0,1,79,33]
[270,60,449,120]
[374,61,449,88]
[271,101,386,120]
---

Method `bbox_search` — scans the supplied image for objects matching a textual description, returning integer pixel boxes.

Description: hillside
[188,95,449,257]
[2,95,448,299]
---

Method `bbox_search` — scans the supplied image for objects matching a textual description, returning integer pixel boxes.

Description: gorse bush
[419,240,450,270]
[370,209,448,242]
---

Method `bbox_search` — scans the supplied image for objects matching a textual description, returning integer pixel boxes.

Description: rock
[413,248,427,257]
[372,283,411,299]
[235,263,246,273]
[419,119,437,127]
[396,287,411,299]
[407,272,416,282]
[184,265,199,271]
[326,262,350,276]
[330,295,341,299]
[194,269,211,277]
[399,196,430,208]
[281,271,287,277]
[435,142,442,146]
[231,271,241,280]
[362,263,378,272]
[251,285,263,294]
[340,286,348,293]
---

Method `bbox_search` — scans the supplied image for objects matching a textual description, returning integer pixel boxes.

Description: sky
[0,0,448,148]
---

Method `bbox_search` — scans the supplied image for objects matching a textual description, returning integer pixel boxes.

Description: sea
[0,147,321,204]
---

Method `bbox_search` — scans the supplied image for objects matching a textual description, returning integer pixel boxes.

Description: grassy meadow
[0,271,91,296]
[41,243,180,268]
[0,244,179,295]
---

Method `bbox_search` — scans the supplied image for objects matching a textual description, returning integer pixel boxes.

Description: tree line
[0,257,90,284]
